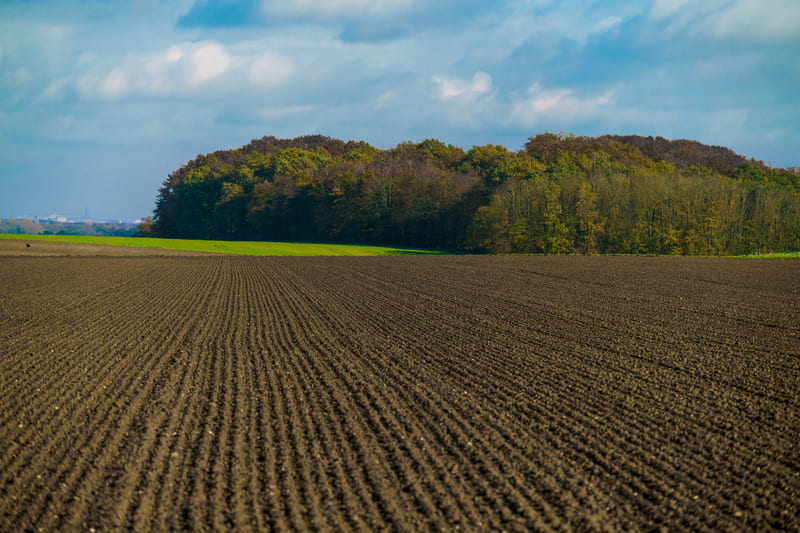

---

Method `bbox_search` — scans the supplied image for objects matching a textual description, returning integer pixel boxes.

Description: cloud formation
[511,83,616,127]
[66,41,295,101]
[435,72,493,100]
[649,0,800,42]
[0,0,798,220]
[73,41,227,100]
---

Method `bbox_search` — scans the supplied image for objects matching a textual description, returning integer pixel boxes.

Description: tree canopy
[142,133,800,255]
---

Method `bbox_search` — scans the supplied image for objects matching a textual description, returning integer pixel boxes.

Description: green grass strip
[742,251,800,258]
[0,233,443,256]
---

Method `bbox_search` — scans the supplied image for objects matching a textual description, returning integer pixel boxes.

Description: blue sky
[1,0,798,221]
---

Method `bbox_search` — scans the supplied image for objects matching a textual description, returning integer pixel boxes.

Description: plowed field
[1,255,798,531]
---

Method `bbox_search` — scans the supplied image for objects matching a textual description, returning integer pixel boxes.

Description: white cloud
[435,72,492,100]
[74,41,291,101]
[77,41,229,100]
[511,83,615,126]
[164,46,183,63]
[188,42,231,85]
[430,72,498,129]
[100,69,128,99]
[592,16,623,33]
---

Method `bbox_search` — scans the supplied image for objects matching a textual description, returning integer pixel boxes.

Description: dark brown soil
[1,255,798,531]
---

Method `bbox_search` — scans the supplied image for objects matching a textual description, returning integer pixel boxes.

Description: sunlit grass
[0,233,443,256]
[742,251,800,258]
[3,233,796,257]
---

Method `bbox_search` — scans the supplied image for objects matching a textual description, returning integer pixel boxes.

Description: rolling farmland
[1,254,798,531]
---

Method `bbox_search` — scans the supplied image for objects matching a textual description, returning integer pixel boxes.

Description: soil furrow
[0,260,216,529]
[2,255,798,532]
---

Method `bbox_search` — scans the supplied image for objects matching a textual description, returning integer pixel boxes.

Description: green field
[2,233,795,257]
[0,233,443,256]
[743,251,800,258]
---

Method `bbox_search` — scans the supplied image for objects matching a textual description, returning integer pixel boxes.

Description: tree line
[140,133,800,255]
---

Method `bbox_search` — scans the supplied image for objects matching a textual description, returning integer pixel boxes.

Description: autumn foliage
[145,133,800,255]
